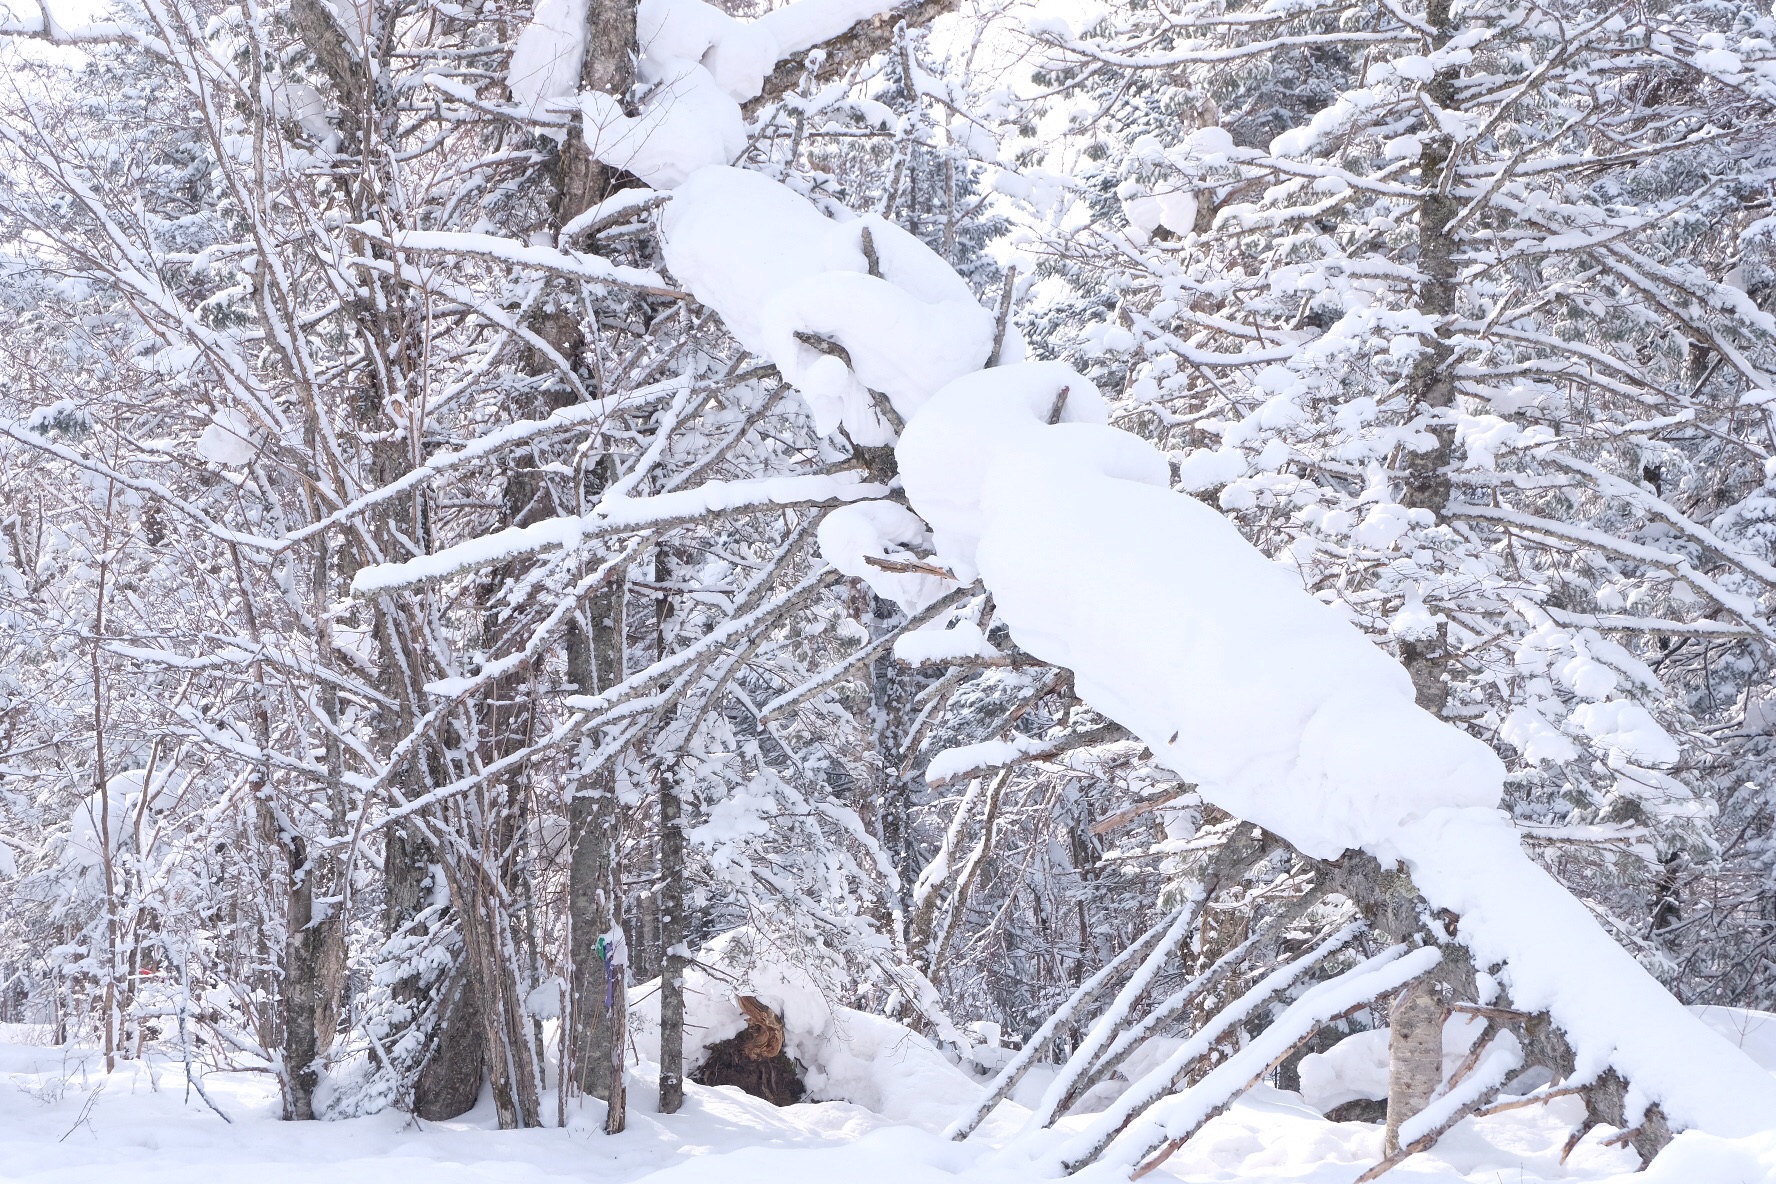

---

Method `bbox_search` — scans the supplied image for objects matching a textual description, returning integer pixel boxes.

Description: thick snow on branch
[817,500,952,612]
[664,167,998,444]
[509,0,908,177]
[1388,809,1776,1135]
[636,36,1776,1134]
[894,358,1776,1137]
[507,0,589,120]
[1085,943,1444,1171]
[901,362,1503,856]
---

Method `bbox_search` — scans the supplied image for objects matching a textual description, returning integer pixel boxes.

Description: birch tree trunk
[1384,977,1445,1156]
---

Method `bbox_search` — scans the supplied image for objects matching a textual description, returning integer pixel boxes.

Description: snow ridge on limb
[895,363,1776,1143]
[351,473,887,594]
[350,224,687,297]
[660,155,1776,1147]
[1054,921,1372,1170]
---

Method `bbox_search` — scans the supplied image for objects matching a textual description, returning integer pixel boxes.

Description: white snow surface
[5,1022,1776,1184]
[894,620,997,664]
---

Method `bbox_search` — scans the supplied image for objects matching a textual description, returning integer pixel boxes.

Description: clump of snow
[582,61,746,187]
[1568,698,1680,767]
[637,0,777,101]
[62,767,184,873]
[894,620,997,665]
[662,168,994,444]
[196,408,260,466]
[817,500,950,613]
[896,362,1116,580]
[1174,445,1246,491]
[508,0,590,122]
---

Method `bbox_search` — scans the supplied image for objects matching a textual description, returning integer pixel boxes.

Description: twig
[1047,384,1071,425]
[988,265,1018,366]
[863,553,955,579]
[1089,783,1194,834]
[58,1081,105,1142]
[860,226,882,278]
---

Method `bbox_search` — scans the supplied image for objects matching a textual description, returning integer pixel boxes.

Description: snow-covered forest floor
[6,1016,1775,1183]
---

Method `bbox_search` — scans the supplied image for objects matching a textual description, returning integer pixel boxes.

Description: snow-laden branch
[1054,922,1372,1168]
[350,223,689,299]
[943,906,1187,1141]
[1108,945,1445,1177]
[350,473,886,594]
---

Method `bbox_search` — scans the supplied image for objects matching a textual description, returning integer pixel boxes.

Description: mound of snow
[627,928,982,1128]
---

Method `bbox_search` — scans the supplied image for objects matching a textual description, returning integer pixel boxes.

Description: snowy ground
[6,1021,1775,1184]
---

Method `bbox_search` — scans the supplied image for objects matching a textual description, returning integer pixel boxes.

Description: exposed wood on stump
[692,996,806,1106]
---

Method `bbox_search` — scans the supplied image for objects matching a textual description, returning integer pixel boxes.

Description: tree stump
[691,995,806,1106]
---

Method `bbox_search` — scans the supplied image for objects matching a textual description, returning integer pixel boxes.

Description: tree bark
[658,764,686,1114]
[1384,976,1445,1156]
[553,0,638,231]
[566,541,627,1114]
[1395,0,1460,718]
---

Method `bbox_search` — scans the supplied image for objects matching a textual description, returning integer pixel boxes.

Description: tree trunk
[1384,976,1445,1156]
[658,765,686,1114]
[282,837,344,1114]
[1395,0,1460,718]
[606,928,628,1133]
[566,545,627,1116]
[414,964,487,1120]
